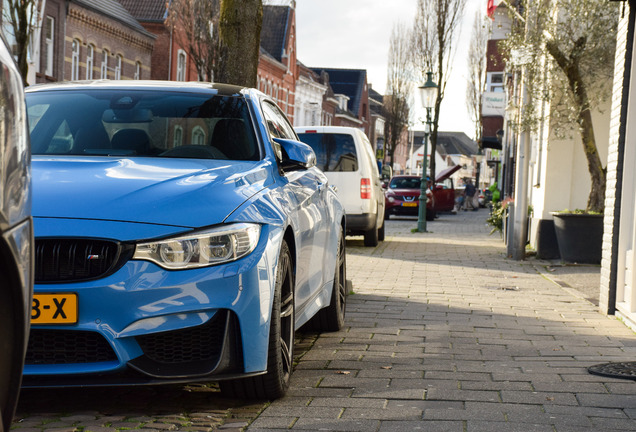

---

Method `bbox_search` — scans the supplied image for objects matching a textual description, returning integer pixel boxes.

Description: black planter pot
[551,213,603,264]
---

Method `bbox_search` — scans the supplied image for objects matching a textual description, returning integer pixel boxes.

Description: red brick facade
[257,6,297,121]
[65,3,153,80]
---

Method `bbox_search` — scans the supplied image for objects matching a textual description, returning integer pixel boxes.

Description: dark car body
[0,37,33,432]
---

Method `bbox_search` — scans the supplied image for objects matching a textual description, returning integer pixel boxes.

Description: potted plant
[551,209,603,264]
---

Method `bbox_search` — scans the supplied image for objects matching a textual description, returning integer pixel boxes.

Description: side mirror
[273,138,316,171]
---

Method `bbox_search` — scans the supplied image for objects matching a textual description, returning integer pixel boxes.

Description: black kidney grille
[136,312,226,364]
[35,239,122,282]
[26,329,118,365]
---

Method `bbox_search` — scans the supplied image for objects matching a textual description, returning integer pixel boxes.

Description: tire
[364,219,379,247]
[220,241,294,400]
[303,227,346,332]
[378,220,385,242]
[426,208,435,221]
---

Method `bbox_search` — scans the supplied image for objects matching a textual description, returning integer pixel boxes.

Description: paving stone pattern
[13,210,636,432]
[247,210,636,431]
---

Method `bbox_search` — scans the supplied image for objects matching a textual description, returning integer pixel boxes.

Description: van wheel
[364,221,379,247]
[378,220,385,242]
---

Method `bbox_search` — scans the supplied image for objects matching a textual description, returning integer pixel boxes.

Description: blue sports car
[24,81,346,399]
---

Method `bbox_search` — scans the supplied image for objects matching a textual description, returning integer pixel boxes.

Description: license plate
[32,293,78,324]
[402,202,417,207]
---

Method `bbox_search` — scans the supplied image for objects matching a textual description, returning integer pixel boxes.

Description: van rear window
[297,133,358,172]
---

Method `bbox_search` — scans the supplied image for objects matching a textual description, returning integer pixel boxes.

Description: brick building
[309,68,371,137]
[258,2,298,121]
[120,0,200,82]
[35,0,154,84]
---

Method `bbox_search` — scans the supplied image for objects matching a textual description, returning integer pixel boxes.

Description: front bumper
[23,224,283,387]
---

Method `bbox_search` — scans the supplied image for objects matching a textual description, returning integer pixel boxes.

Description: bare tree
[384,23,412,167]
[167,0,220,81]
[2,0,38,85]
[412,0,466,179]
[466,13,490,143]
[504,0,618,212]
[216,0,263,87]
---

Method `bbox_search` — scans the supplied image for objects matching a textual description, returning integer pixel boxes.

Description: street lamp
[416,71,439,233]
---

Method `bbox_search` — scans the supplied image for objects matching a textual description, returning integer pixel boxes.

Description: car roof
[25,80,252,97]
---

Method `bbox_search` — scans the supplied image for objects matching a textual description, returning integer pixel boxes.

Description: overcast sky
[295,0,483,139]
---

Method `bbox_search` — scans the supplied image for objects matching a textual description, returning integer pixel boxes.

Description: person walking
[463,178,477,211]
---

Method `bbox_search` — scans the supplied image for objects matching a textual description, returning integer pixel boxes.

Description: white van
[295,126,385,247]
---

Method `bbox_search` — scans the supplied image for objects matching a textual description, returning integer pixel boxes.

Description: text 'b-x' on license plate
[32,293,78,324]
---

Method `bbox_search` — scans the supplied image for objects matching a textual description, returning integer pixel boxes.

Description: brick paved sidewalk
[247,210,636,432]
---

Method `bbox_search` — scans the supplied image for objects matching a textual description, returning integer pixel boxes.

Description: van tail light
[360,178,371,199]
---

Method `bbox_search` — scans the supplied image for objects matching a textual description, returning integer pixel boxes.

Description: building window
[86,44,94,80]
[177,50,187,81]
[71,39,80,80]
[44,16,54,76]
[192,126,205,145]
[134,61,141,80]
[101,50,108,79]
[486,72,505,92]
[115,54,122,80]
[173,126,183,147]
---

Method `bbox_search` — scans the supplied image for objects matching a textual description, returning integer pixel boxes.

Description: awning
[481,136,502,150]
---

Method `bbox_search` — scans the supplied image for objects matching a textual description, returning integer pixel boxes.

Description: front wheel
[220,241,294,400]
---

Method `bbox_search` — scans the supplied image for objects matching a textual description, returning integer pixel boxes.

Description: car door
[261,101,329,314]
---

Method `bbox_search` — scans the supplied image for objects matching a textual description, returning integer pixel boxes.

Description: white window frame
[101,49,108,79]
[191,126,205,145]
[176,50,187,81]
[115,54,122,80]
[173,126,183,147]
[71,39,80,80]
[44,16,54,76]
[486,72,505,93]
[134,61,141,80]
[86,44,94,80]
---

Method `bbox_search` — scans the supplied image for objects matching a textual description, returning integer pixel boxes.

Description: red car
[384,175,435,220]
[384,166,460,221]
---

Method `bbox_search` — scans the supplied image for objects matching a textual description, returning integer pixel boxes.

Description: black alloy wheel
[220,240,294,400]
[303,226,346,332]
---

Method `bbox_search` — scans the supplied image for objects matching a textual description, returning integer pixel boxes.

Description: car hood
[32,156,273,228]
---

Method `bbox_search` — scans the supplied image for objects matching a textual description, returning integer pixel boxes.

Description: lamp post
[416,71,439,233]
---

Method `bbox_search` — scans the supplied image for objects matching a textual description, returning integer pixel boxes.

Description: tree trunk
[546,38,606,213]
[217,0,263,87]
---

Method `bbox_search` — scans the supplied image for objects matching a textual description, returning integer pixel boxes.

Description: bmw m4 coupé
[24,81,346,399]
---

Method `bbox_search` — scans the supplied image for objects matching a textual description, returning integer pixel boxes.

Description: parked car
[384,175,435,221]
[295,126,385,247]
[23,81,346,400]
[0,36,32,432]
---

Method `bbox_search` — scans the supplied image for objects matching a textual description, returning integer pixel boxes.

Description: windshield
[389,177,421,189]
[26,90,260,160]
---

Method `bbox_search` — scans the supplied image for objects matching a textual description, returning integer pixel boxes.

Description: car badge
[87,255,101,260]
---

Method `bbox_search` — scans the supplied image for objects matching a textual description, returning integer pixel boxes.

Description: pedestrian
[463,179,477,211]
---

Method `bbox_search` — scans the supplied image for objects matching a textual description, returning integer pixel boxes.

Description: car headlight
[133,223,261,270]
[387,196,395,203]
